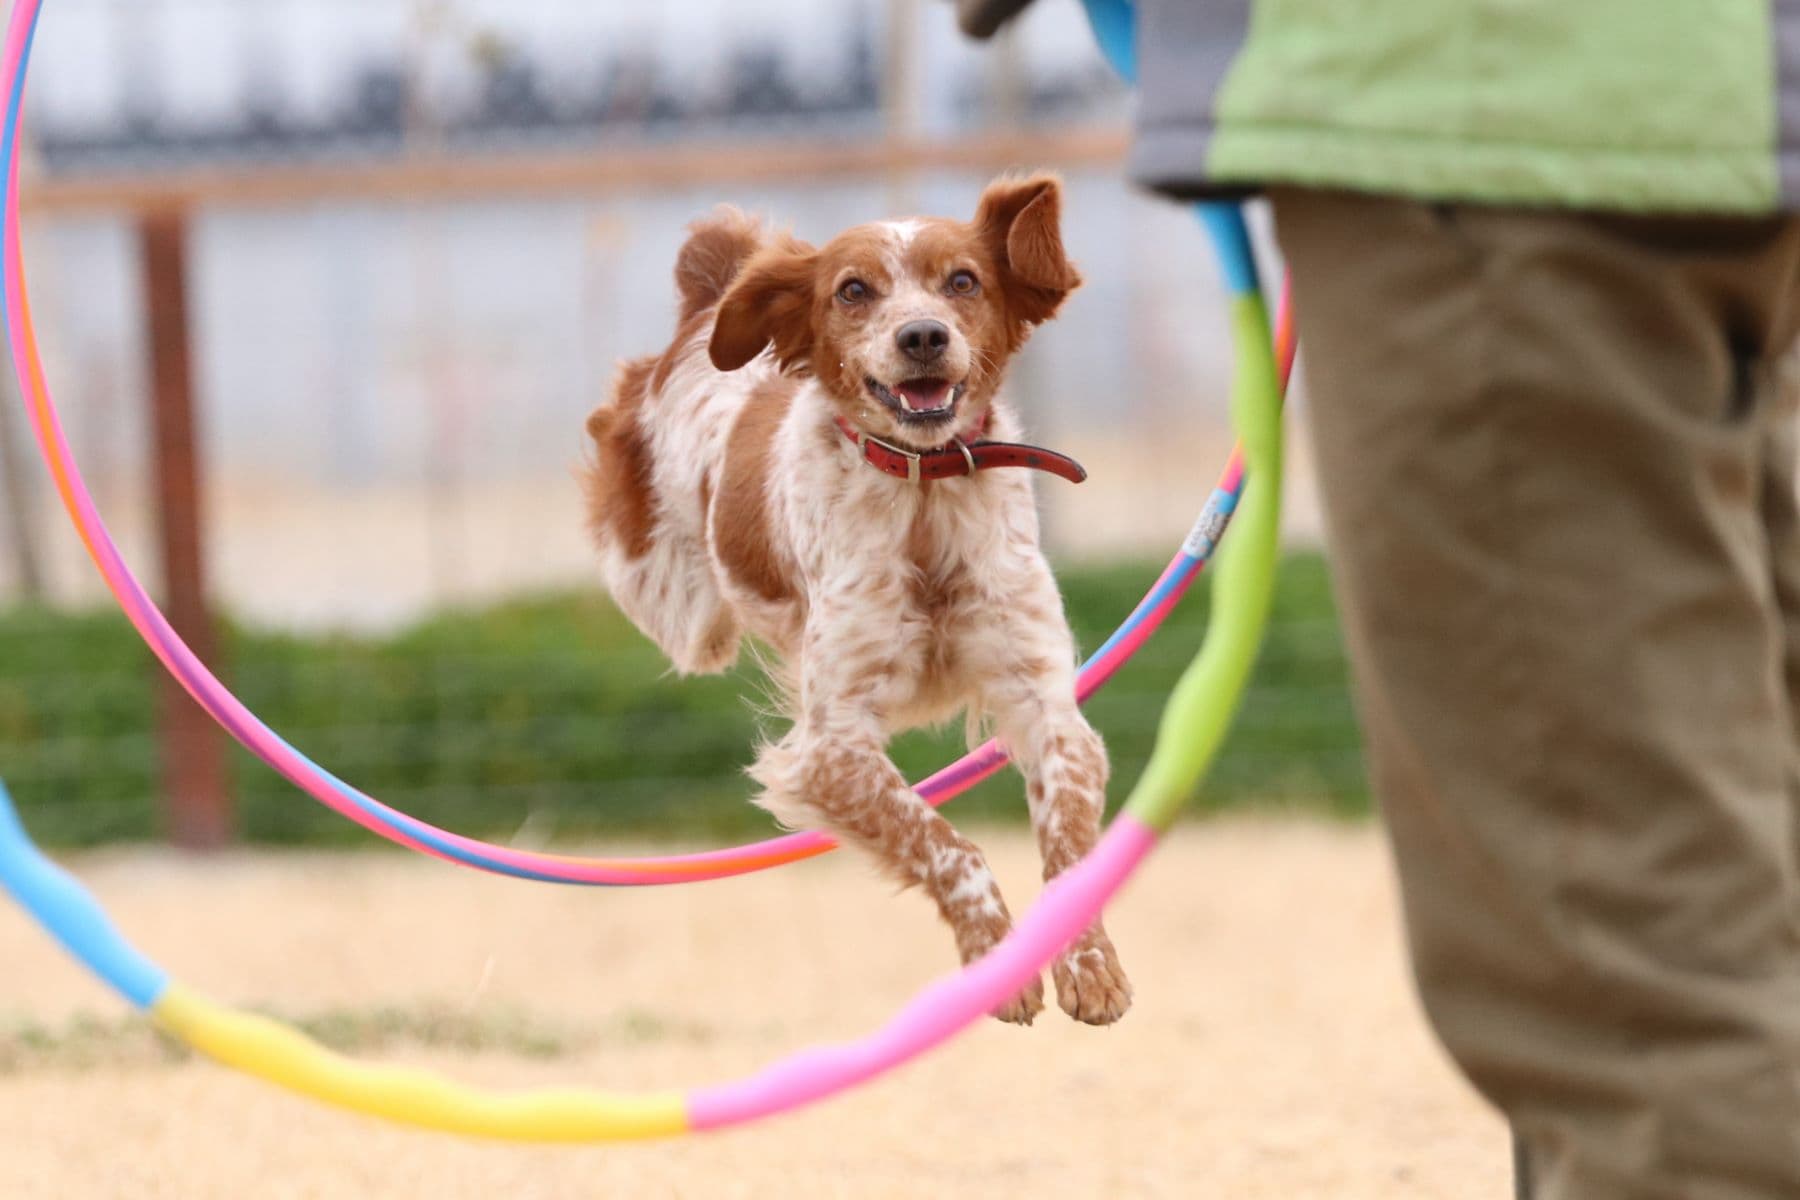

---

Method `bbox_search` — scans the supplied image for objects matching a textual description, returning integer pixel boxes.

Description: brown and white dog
[583,175,1129,1025]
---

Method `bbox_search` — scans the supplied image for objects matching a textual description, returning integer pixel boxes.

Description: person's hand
[953,0,1038,39]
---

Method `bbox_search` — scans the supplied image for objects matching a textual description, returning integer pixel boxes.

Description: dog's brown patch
[649,211,767,392]
[1030,726,1108,878]
[674,207,763,320]
[709,233,819,372]
[973,174,1083,342]
[713,379,797,603]
[583,356,658,560]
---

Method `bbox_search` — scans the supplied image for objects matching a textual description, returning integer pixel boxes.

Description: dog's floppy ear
[675,206,764,322]
[974,173,1082,329]
[709,235,819,372]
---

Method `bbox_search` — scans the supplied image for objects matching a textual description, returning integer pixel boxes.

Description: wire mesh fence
[0,557,1369,847]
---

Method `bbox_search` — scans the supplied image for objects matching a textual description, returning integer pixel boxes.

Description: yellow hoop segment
[152,986,691,1141]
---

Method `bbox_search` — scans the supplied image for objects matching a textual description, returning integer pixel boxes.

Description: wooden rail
[20,127,1130,215]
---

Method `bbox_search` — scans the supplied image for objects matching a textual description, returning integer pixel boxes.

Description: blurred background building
[0,0,1352,848]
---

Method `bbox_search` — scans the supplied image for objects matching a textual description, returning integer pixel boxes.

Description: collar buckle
[856,429,922,484]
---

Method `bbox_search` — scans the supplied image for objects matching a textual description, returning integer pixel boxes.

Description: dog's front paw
[958,919,1046,1026]
[990,973,1046,1026]
[1053,928,1132,1025]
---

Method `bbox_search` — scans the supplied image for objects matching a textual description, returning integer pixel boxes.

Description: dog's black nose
[896,320,950,364]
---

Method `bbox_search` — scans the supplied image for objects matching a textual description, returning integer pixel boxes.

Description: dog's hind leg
[597,536,742,675]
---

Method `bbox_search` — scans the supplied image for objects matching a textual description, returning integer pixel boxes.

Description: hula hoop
[0,8,1294,889]
[0,0,1287,1140]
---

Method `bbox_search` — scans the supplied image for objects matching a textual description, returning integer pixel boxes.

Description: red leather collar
[833,416,1087,485]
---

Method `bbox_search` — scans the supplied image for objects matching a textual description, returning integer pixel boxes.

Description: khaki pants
[1271,189,1800,1199]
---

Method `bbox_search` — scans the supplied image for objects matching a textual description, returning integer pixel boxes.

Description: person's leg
[1763,354,1800,871]
[1272,188,1800,1199]
[1514,1131,1536,1200]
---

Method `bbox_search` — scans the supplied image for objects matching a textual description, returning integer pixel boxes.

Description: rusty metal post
[139,209,233,849]
[0,371,43,600]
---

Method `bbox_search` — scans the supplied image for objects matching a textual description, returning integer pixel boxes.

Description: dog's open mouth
[865,377,964,425]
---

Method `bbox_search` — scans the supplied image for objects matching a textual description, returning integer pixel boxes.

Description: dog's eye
[836,279,870,304]
[947,269,979,296]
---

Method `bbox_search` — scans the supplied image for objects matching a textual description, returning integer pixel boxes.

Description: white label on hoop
[1181,505,1230,559]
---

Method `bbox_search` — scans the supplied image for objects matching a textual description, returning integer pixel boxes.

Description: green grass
[0,553,1368,848]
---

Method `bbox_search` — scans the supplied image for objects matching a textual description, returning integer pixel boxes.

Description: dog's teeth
[899,393,916,412]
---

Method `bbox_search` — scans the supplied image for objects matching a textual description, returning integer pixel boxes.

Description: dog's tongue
[897,378,954,412]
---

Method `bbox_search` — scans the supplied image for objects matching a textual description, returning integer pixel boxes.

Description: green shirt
[963,0,1800,214]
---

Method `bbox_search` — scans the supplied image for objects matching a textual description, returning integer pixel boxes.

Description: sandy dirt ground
[0,822,1505,1199]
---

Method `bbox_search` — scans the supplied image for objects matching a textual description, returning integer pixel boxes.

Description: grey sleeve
[954,0,1041,39]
